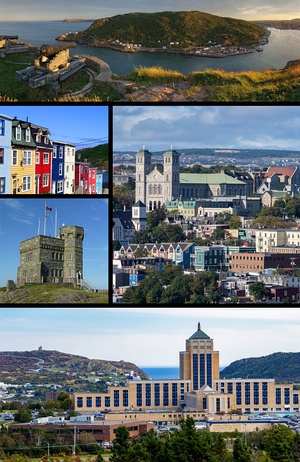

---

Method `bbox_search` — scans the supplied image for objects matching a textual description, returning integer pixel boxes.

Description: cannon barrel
[40,42,76,56]
[0,35,18,40]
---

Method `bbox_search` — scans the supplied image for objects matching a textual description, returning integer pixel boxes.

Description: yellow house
[11,119,36,194]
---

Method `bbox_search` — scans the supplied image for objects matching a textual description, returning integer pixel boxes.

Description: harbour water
[1,21,300,75]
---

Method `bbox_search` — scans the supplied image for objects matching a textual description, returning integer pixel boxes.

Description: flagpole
[44,202,47,236]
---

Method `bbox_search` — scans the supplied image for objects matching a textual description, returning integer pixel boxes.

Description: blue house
[51,141,65,194]
[0,113,13,194]
[96,170,109,194]
[195,245,227,272]
[175,242,196,269]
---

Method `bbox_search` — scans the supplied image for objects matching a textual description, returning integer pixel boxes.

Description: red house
[31,124,53,194]
[75,161,90,194]
[89,167,97,194]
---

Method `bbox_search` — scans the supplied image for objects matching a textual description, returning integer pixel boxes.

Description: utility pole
[72,426,76,455]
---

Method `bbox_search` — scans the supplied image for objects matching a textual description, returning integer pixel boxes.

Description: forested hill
[76,143,108,170]
[220,352,300,383]
[69,11,264,48]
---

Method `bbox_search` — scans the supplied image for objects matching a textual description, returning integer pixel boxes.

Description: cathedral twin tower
[135,147,180,211]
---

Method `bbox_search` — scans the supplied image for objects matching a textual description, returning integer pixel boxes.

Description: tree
[14,406,32,423]
[248,281,266,302]
[228,214,242,229]
[57,392,72,411]
[262,424,295,462]
[131,230,151,244]
[110,426,130,462]
[232,437,251,462]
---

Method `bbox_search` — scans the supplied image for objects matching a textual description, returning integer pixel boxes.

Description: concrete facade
[17,225,84,285]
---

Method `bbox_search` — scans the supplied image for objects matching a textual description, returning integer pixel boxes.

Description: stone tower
[59,225,84,284]
[163,148,180,202]
[135,148,152,204]
[179,322,220,391]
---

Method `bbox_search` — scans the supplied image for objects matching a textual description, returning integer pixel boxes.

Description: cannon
[40,42,76,57]
[0,35,18,40]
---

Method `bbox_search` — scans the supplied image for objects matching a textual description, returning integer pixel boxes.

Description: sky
[0,198,108,289]
[0,105,108,150]
[0,307,299,368]
[1,0,299,21]
[113,105,300,152]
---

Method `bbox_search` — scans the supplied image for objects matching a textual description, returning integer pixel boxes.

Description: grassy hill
[76,143,108,170]
[72,11,264,48]
[0,349,148,380]
[220,352,300,383]
[0,284,108,304]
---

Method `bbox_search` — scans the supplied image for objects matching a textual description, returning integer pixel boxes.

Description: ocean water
[142,367,180,380]
[1,22,300,74]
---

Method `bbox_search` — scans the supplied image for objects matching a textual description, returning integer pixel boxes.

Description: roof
[264,167,296,179]
[189,322,210,340]
[180,173,246,185]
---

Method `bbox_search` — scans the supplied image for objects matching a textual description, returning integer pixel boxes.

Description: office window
[104,397,110,408]
[114,390,120,407]
[77,397,83,408]
[96,396,101,407]
[86,397,92,408]
[123,390,128,407]
[154,383,160,407]
[136,383,142,407]
[163,383,169,407]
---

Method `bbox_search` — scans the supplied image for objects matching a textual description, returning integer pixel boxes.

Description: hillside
[0,284,108,304]
[76,143,108,170]
[0,350,148,378]
[65,11,264,48]
[220,352,300,383]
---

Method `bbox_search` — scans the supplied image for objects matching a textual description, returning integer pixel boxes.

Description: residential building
[89,167,97,194]
[113,210,136,245]
[0,113,13,194]
[75,161,90,194]
[31,124,53,194]
[51,141,65,194]
[256,228,300,252]
[11,118,36,194]
[96,170,109,194]
[194,245,227,272]
[63,142,75,194]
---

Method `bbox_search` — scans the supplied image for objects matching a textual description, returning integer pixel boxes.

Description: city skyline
[113,105,300,152]
[1,1,298,21]
[0,105,108,150]
[0,198,108,289]
[0,308,299,367]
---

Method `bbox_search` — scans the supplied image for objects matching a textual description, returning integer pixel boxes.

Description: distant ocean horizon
[141,366,228,380]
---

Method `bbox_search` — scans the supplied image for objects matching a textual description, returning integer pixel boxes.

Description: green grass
[2,284,108,304]
[124,66,187,85]
[0,50,121,102]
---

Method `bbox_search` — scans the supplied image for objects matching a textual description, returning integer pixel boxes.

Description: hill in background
[76,143,108,170]
[220,352,300,383]
[69,11,264,48]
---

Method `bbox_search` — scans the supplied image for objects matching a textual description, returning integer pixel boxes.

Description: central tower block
[179,322,220,391]
[59,225,84,284]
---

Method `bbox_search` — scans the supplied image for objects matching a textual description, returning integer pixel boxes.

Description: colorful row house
[0,114,102,195]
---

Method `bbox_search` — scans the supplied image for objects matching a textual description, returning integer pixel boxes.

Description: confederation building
[72,323,300,415]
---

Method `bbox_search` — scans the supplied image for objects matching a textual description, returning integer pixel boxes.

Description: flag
[46,206,52,212]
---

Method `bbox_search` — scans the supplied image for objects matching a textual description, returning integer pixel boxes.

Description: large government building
[72,323,300,415]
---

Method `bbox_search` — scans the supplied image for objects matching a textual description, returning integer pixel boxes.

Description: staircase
[80,278,97,292]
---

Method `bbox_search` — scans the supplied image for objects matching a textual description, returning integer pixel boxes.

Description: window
[77,397,83,408]
[69,254,73,260]
[0,177,5,193]
[59,164,63,175]
[57,181,63,193]
[59,147,63,158]
[86,397,92,408]
[104,397,110,408]
[42,174,49,187]
[22,151,32,166]
[0,148,3,164]
[16,125,21,140]
[96,396,101,407]
[22,176,31,192]
[12,150,18,166]
[0,119,4,136]
[25,128,31,142]
[36,152,40,164]
[43,152,49,164]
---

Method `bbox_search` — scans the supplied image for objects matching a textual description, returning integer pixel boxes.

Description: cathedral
[135,147,249,211]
